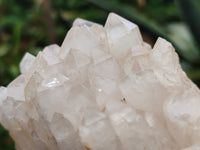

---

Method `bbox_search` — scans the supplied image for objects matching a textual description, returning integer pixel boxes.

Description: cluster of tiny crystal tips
[1,13,200,150]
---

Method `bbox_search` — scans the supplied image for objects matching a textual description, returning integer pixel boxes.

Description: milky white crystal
[1,13,200,150]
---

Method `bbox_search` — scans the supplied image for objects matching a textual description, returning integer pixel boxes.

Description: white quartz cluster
[1,13,200,150]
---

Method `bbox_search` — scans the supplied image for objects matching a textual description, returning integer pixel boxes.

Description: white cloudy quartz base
[1,13,200,150]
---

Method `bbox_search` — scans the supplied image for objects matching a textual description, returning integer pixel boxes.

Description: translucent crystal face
[1,13,200,150]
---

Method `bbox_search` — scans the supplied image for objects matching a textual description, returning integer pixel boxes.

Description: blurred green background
[1,0,200,149]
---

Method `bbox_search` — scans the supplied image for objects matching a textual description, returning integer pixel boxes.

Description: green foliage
[0,125,15,150]
[0,0,200,149]
[176,0,200,49]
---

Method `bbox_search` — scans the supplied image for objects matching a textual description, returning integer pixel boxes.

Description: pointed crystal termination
[1,13,200,150]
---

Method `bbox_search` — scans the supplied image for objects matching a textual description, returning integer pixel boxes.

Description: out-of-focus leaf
[0,45,9,57]
[176,0,200,49]
[29,47,42,56]
[167,23,200,62]
[142,0,179,24]
[9,65,20,78]
[12,22,22,56]
[60,10,77,21]
[186,69,200,81]
[85,0,200,63]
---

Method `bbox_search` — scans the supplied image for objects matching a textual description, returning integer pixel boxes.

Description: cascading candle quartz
[0,13,200,150]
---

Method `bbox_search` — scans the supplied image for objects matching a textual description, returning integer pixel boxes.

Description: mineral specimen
[0,13,200,150]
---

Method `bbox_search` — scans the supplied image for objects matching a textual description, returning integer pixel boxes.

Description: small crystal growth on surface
[1,13,200,150]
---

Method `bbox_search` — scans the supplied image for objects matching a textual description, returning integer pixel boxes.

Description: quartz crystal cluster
[1,13,200,150]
